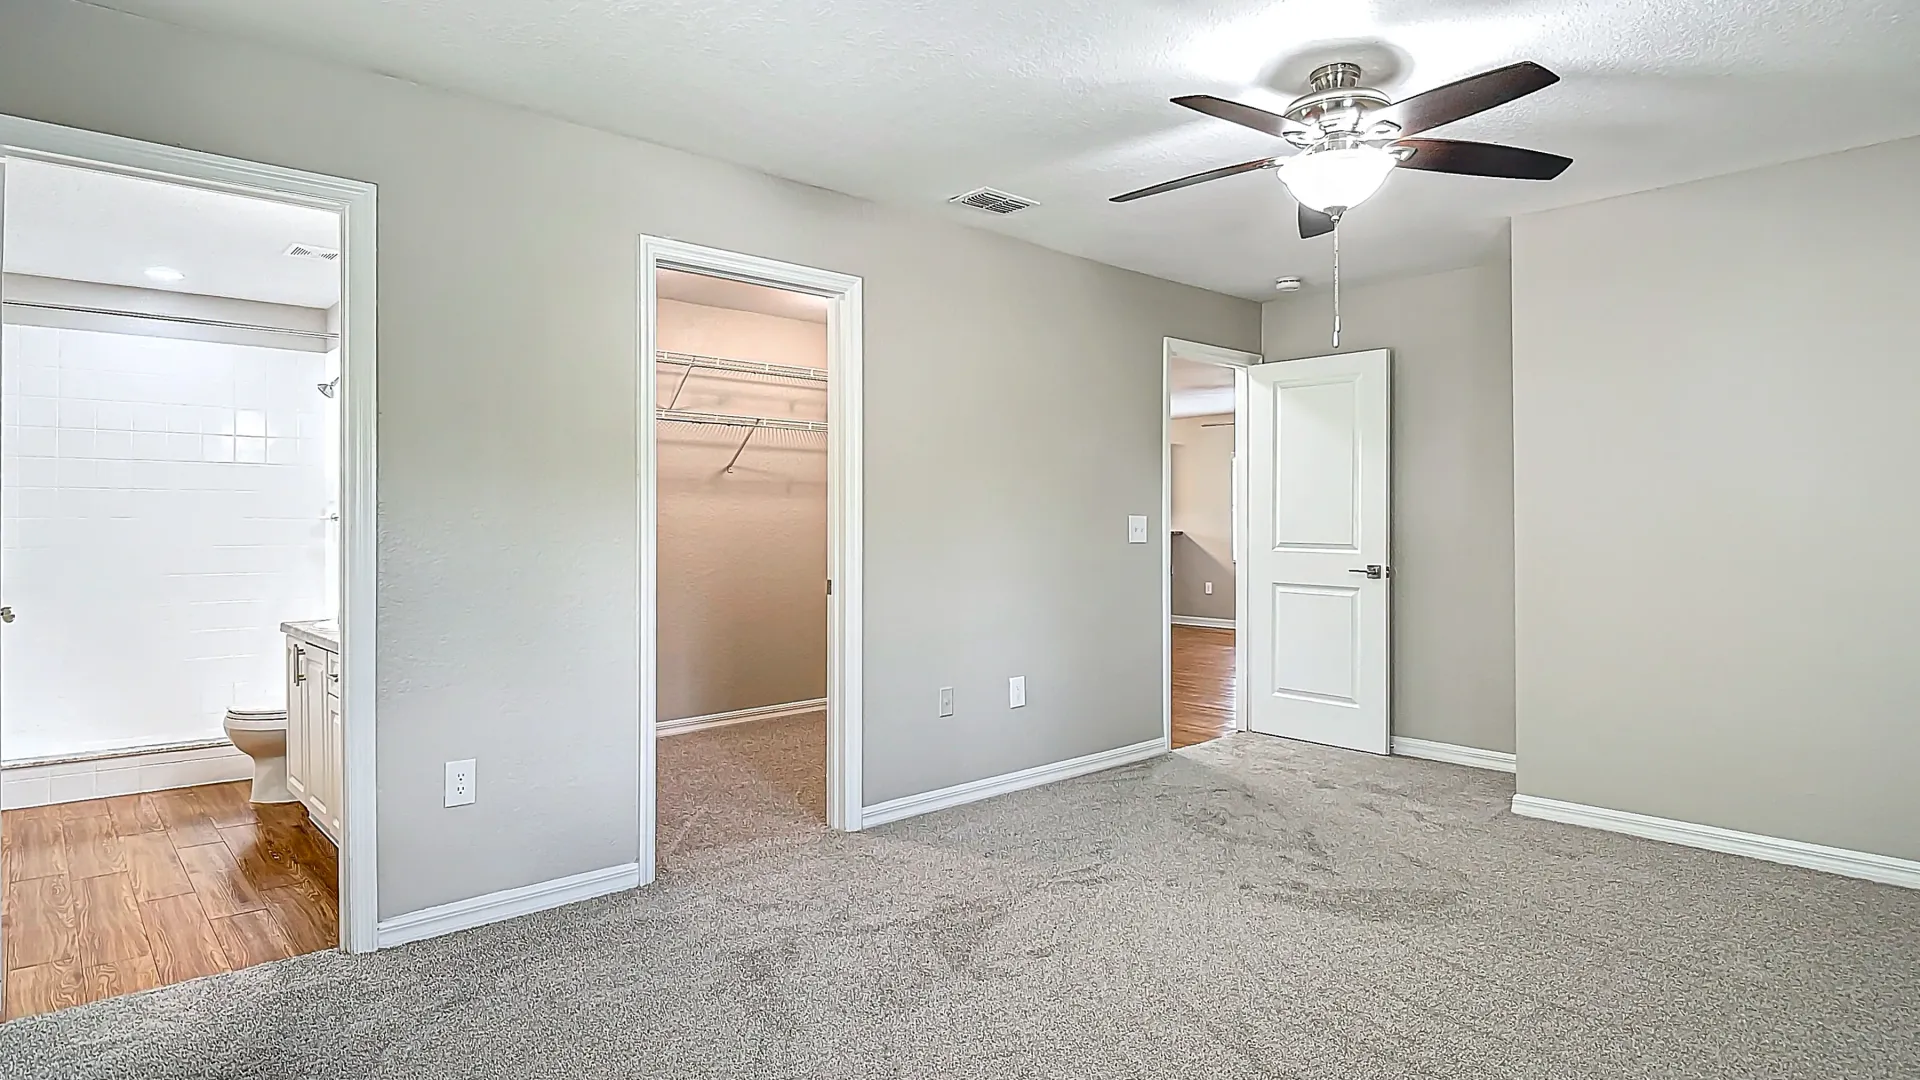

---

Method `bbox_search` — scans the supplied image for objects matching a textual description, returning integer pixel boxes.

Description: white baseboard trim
[658,697,827,737]
[1,741,251,809]
[1511,794,1920,890]
[1392,737,1517,773]
[862,737,1167,828]
[376,862,643,948]
[1171,615,1236,630]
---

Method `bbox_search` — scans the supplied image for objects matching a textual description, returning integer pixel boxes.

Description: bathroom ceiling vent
[947,187,1039,215]
[283,242,342,262]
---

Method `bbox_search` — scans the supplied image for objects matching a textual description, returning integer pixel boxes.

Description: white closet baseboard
[658,697,827,737]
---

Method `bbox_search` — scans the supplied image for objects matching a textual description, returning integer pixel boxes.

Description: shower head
[318,376,341,398]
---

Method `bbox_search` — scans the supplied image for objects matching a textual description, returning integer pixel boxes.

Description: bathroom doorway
[0,116,378,1019]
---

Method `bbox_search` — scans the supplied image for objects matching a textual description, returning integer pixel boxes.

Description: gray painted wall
[1170,415,1235,622]
[1512,136,1920,861]
[0,0,1259,916]
[1263,262,1516,754]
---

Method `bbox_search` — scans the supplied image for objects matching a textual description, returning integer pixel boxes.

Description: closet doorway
[638,239,862,884]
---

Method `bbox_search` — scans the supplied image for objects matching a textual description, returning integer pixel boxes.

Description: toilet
[223,707,296,804]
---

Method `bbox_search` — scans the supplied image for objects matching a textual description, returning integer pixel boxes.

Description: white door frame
[0,114,380,953]
[1163,337,1260,746]
[637,237,865,884]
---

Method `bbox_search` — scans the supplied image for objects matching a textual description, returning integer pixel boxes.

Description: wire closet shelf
[653,350,828,471]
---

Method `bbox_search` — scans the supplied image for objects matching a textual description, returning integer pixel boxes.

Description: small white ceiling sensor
[144,266,186,283]
[1274,276,1303,292]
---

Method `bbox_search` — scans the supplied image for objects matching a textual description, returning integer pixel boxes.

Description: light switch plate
[1128,515,1149,543]
[445,759,476,807]
[1009,676,1026,709]
[1205,581,1213,595]
[938,687,955,718]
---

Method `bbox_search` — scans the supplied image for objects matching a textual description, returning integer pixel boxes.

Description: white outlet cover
[1127,515,1149,544]
[445,758,476,807]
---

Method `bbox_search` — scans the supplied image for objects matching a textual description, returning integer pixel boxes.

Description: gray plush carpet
[6,727,1919,1078]
[657,711,828,867]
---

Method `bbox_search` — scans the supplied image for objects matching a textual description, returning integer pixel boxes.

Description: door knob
[0,606,13,623]
[1347,565,1390,580]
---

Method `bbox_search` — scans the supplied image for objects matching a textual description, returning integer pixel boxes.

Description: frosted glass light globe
[1279,146,1397,213]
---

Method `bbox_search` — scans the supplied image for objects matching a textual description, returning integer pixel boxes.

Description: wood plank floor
[2,781,338,1021]
[1172,624,1236,749]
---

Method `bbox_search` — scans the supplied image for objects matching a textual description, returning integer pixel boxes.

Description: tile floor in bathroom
[0,781,338,1021]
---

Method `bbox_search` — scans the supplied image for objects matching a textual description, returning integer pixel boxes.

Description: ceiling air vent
[947,187,1039,215]
[283,242,342,262]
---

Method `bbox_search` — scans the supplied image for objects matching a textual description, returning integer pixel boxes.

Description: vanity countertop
[281,619,340,652]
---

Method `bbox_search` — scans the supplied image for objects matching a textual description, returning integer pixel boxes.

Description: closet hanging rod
[656,350,827,384]
[654,407,828,434]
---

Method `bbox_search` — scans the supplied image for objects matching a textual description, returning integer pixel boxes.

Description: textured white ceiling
[3,159,341,307]
[82,0,1920,298]
[658,269,829,324]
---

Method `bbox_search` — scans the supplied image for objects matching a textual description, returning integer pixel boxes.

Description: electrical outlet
[938,686,955,718]
[445,759,476,807]
[1205,581,1214,595]
[1009,676,1026,709]
[1127,515,1149,544]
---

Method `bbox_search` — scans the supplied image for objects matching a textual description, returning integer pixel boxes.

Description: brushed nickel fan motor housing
[1282,63,1396,146]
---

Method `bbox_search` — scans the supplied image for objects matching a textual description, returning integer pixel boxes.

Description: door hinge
[826,578,833,595]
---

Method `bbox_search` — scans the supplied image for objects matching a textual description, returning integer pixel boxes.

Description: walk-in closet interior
[653,269,828,865]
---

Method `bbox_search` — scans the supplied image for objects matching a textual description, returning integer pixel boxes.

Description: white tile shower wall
[1,323,334,761]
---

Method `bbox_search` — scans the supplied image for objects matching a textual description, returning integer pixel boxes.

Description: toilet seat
[224,707,288,731]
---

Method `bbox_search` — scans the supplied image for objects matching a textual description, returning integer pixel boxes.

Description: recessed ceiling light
[145,266,186,283]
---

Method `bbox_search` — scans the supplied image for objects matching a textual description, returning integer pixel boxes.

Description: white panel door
[1246,350,1391,753]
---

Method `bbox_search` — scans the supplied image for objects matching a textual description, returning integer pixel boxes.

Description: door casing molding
[1163,337,1260,747]
[636,237,866,886]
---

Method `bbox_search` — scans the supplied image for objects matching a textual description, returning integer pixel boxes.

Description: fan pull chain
[1331,214,1342,349]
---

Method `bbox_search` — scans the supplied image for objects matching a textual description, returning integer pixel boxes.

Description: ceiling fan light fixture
[1278,146,1397,213]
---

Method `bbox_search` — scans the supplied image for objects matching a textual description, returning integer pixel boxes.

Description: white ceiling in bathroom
[3,159,342,309]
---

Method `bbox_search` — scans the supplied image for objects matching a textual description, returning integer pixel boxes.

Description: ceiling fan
[1112,61,1572,238]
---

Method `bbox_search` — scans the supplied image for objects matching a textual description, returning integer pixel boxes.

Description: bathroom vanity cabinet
[283,620,342,845]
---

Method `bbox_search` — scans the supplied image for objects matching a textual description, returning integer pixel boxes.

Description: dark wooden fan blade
[1372,61,1559,137]
[1298,204,1336,239]
[1111,157,1279,203]
[1393,138,1571,180]
[1172,95,1296,139]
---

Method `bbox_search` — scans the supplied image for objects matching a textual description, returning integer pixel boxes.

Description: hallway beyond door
[1171,625,1235,749]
